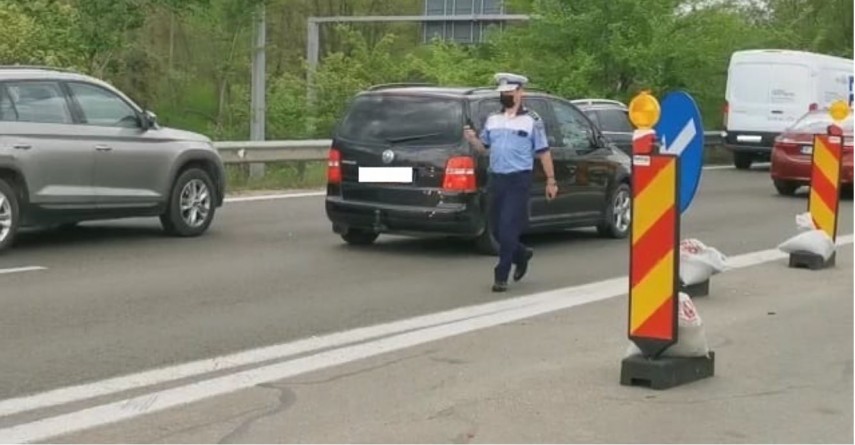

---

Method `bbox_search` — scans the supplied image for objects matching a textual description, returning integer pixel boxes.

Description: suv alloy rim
[180,179,211,228]
[0,190,11,243]
[614,188,631,233]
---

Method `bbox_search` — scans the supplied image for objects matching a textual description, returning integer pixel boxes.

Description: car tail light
[328,148,342,184]
[722,101,729,129]
[442,156,477,192]
[809,102,819,112]
[775,132,813,154]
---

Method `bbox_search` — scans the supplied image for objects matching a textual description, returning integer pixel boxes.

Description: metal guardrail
[214,131,725,164]
[214,140,331,164]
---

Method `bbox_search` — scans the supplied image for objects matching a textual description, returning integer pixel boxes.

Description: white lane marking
[0,267,46,276]
[0,275,582,418]
[1,237,852,443]
[224,191,325,203]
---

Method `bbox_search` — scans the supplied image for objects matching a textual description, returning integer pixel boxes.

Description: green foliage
[0,0,851,139]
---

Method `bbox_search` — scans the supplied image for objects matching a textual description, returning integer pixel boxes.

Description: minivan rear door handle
[771,110,784,114]
[94,145,113,152]
[12,144,31,150]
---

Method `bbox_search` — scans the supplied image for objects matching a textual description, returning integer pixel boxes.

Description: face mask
[499,94,516,108]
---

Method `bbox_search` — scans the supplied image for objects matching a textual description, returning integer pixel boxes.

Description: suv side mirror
[585,127,605,150]
[142,110,158,130]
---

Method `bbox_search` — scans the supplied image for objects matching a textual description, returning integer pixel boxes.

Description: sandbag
[624,293,711,359]
[778,213,836,260]
[679,239,729,286]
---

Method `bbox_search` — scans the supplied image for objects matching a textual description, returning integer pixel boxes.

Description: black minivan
[324,84,632,254]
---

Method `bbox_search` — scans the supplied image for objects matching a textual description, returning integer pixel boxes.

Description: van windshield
[336,94,464,146]
[730,62,811,105]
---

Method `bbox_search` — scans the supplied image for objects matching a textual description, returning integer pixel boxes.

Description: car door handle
[12,144,31,150]
[94,145,113,152]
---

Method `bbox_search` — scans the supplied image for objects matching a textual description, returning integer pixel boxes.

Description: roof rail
[366,83,436,91]
[463,86,552,95]
[0,65,80,73]
[571,98,627,107]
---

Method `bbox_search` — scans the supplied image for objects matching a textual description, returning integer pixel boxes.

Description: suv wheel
[597,183,631,239]
[341,228,379,245]
[734,152,753,170]
[0,178,20,253]
[161,168,217,237]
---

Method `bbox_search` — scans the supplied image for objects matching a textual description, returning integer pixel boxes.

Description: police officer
[464,73,558,292]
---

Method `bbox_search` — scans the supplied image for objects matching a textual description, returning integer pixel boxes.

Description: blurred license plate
[801,145,813,154]
[358,167,413,183]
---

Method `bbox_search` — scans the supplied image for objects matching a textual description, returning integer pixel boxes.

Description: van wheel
[597,183,631,239]
[774,180,800,196]
[734,153,753,170]
[161,168,217,237]
[341,229,379,245]
[0,178,20,253]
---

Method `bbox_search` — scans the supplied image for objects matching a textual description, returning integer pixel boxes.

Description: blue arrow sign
[655,91,705,214]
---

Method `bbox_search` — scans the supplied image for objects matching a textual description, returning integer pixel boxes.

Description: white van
[723,49,853,169]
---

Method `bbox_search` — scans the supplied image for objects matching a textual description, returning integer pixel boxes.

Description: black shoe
[492,281,508,292]
[513,248,534,282]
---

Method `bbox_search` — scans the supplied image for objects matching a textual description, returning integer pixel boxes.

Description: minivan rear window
[336,94,464,146]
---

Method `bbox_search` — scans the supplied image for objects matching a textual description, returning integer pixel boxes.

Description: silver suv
[0,66,226,252]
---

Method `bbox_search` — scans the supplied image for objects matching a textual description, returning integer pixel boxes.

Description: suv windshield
[336,94,464,146]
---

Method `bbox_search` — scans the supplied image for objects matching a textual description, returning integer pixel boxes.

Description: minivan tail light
[722,101,729,129]
[442,156,477,192]
[328,148,342,184]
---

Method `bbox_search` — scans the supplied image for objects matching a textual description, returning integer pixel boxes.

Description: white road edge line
[0,272,605,418]
[220,166,742,203]
[224,191,325,203]
[0,267,47,276]
[1,236,851,444]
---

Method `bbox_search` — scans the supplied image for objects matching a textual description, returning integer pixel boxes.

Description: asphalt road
[0,166,851,403]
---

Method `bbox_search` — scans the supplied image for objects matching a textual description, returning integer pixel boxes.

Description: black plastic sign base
[680,279,710,298]
[620,351,715,390]
[788,251,836,270]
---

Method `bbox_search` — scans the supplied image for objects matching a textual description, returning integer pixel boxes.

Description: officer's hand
[463,126,478,143]
[546,182,558,200]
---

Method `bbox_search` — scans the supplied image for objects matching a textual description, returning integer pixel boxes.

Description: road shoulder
[56,246,854,444]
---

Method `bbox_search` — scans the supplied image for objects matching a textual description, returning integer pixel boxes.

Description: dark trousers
[488,171,532,283]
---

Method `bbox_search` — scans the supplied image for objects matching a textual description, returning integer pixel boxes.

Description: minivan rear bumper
[325,195,485,238]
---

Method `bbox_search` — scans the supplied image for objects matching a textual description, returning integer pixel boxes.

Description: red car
[770,109,854,196]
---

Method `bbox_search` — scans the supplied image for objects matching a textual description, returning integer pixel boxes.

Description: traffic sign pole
[620,91,715,390]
